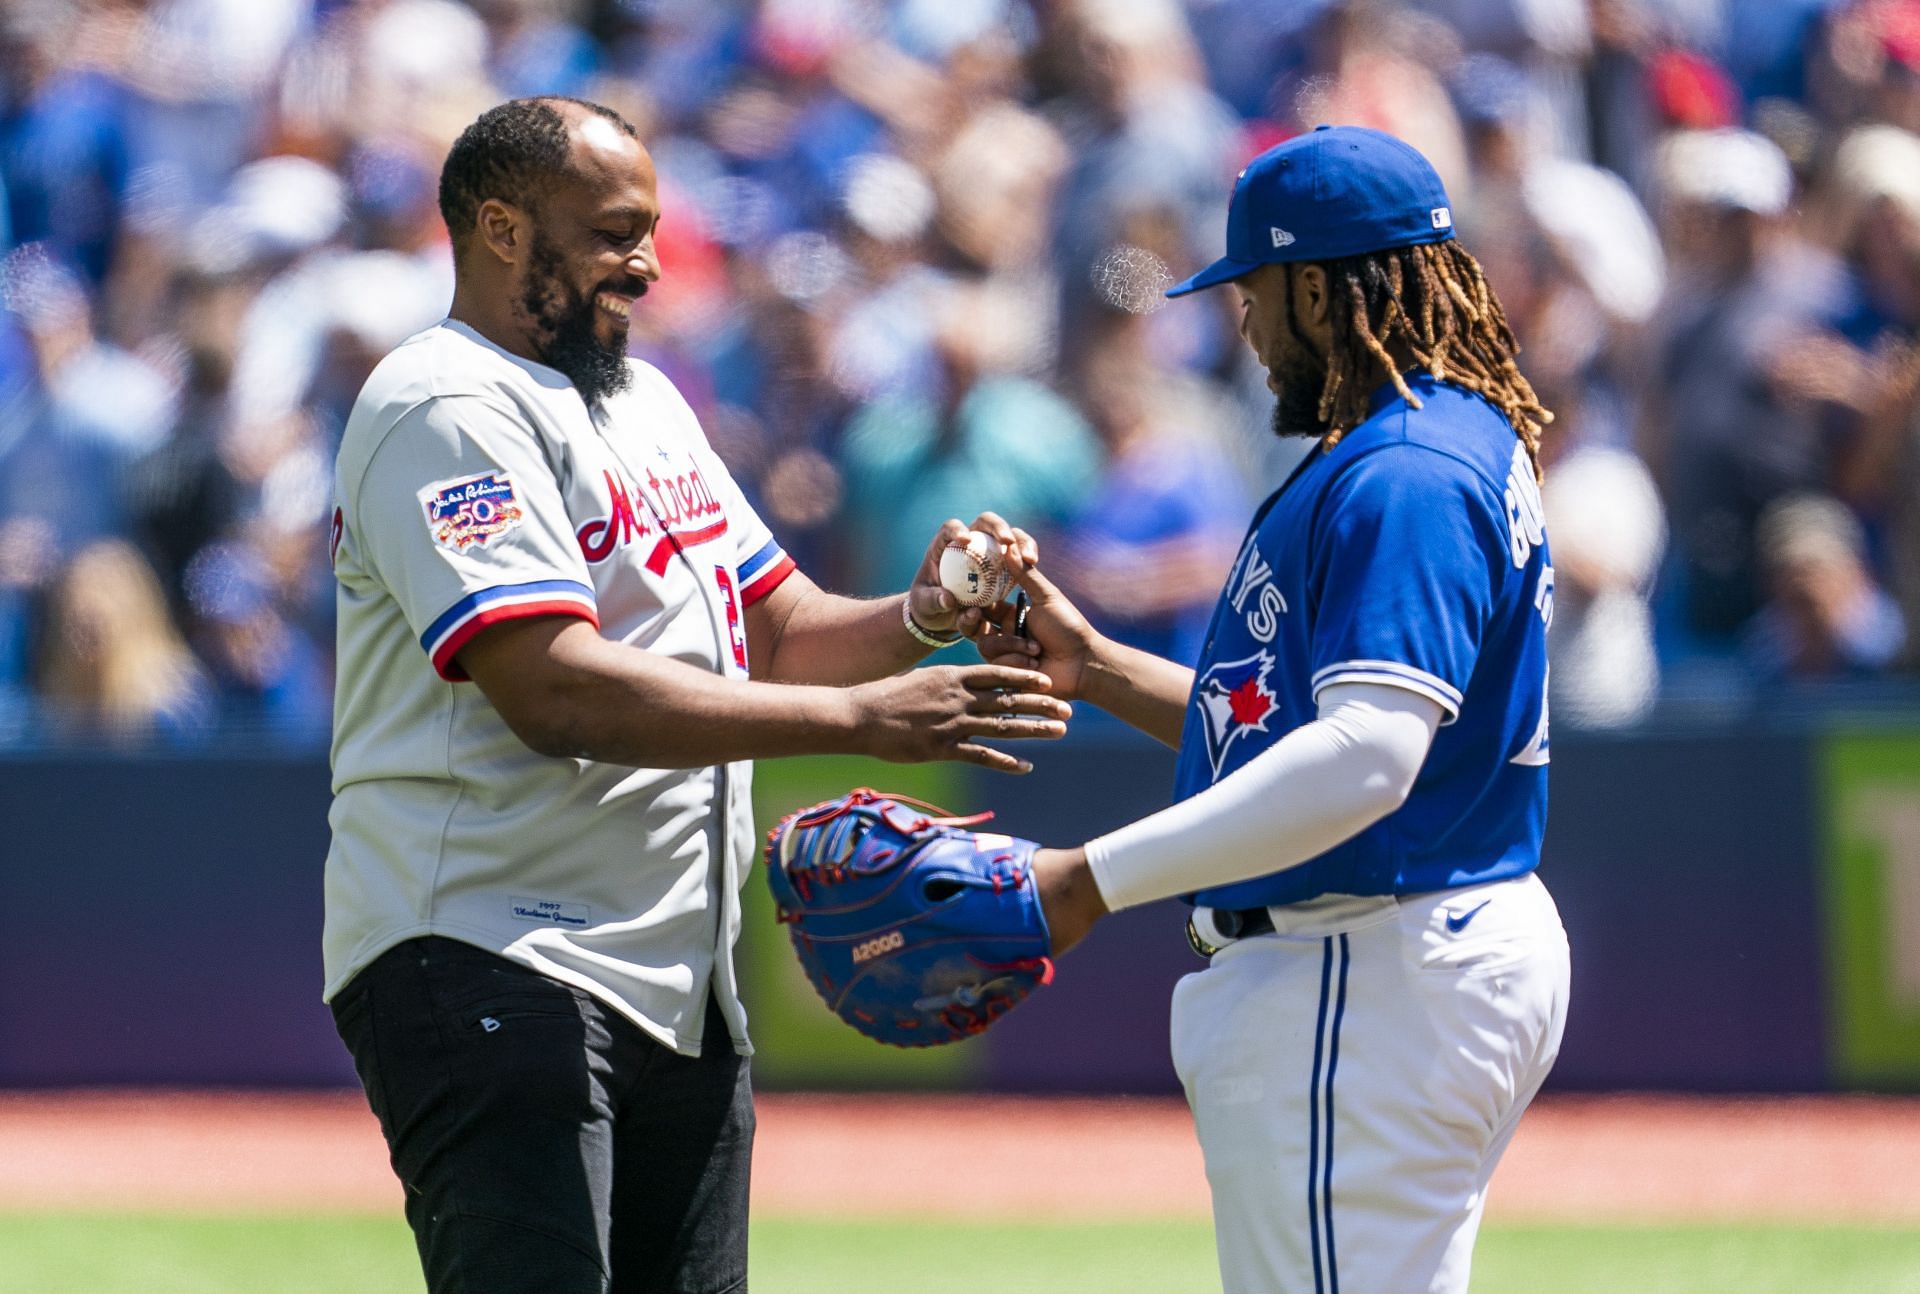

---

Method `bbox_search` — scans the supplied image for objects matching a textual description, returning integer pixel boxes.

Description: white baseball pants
[1171,873,1570,1294]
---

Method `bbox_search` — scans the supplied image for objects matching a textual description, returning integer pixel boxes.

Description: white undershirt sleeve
[1083,681,1444,912]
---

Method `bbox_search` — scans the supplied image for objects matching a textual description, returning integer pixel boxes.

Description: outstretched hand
[848,664,1070,774]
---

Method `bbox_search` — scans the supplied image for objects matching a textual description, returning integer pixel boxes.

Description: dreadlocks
[1303,240,1552,477]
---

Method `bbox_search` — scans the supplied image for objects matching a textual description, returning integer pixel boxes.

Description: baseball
[938,531,1013,607]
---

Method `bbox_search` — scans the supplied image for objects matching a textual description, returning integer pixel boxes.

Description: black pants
[331,937,752,1294]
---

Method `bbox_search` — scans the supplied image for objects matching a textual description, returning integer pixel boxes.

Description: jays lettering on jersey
[1177,374,1552,910]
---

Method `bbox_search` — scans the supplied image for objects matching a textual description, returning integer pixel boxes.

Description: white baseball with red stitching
[938,531,1012,607]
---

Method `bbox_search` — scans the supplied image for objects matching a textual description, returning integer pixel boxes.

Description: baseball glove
[763,788,1054,1047]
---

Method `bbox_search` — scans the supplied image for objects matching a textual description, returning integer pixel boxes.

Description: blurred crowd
[3,0,1920,748]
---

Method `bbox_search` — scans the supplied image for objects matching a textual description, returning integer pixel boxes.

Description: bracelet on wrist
[901,596,963,649]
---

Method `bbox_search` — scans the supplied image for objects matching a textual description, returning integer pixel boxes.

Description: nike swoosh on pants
[1444,900,1491,934]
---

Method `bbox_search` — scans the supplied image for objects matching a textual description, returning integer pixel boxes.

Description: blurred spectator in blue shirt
[476,0,601,99]
[182,537,330,742]
[0,11,131,285]
[1832,339,1920,674]
[0,246,176,555]
[1745,493,1906,677]
[1642,128,1845,646]
[1725,0,1835,104]
[1035,0,1239,350]
[0,511,52,730]
[1049,333,1245,667]
[839,282,1101,597]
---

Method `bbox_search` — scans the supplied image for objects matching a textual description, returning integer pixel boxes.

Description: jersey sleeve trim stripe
[422,580,599,681]
[739,553,796,606]
[1311,660,1462,723]
[738,537,783,583]
[1311,659,1463,707]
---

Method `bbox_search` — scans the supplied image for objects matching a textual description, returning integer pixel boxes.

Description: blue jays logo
[1196,650,1280,778]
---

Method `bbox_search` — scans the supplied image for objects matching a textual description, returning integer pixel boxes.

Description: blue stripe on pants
[1306,937,1333,1293]
[1324,933,1351,1293]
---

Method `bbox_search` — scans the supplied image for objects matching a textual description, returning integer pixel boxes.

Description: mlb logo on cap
[1167,125,1458,298]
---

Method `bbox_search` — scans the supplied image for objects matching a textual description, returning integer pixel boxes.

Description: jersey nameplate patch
[510,897,590,928]
[421,472,524,552]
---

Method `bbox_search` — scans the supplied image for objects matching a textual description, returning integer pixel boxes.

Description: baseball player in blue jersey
[982,125,1571,1292]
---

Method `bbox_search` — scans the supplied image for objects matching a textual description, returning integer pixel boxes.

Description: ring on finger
[997,714,1010,734]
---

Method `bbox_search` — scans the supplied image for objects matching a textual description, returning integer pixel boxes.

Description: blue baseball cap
[1166,125,1456,298]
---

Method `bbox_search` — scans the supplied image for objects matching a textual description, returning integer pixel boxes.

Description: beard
[1268,347,1329,440]
[520,232,642,406]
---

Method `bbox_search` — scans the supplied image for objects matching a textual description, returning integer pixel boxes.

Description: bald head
[438,97,643,262]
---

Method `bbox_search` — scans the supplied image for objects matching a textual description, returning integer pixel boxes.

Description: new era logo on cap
[1431,206,1452,229]
[1270,227,1296,248]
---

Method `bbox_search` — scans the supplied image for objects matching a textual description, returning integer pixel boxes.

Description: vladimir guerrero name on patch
[510,897,591,928]
[421,471,524,551]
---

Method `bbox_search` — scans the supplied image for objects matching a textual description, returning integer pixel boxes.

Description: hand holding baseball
[978,553,1103,703]
[939,530,1015,607]
[906,513,1038,640]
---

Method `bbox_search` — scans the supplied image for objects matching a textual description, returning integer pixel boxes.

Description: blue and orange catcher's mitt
[763,788,1053,1047]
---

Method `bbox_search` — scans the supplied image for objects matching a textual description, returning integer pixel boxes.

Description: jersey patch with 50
[419,471,525,552]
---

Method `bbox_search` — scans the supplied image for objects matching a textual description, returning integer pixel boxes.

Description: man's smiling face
[511,111,662,404]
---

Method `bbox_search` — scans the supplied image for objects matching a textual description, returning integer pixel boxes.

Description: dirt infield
[0,1091,1916,1223]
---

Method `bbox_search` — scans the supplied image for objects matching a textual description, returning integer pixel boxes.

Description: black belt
[1185,906,1276,958]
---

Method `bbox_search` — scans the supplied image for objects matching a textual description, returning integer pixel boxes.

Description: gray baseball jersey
[324,320,795,1057]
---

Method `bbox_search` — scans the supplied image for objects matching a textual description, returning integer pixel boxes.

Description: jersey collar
[441,318,578,394]
[1365,369,1446,417]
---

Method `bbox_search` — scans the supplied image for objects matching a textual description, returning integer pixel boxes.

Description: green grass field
[4,1215,1920,1293]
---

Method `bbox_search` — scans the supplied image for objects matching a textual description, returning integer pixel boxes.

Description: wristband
[901,596,963,649]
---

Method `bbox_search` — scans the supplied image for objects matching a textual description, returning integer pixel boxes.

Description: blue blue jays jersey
[1175,374,1552,909]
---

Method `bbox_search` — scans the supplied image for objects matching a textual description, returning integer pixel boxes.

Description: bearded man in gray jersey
[323,96,1068,1294]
